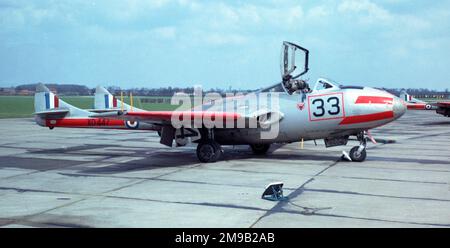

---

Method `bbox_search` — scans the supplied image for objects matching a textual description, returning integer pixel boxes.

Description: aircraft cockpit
[264,42,350,97]
[312,78,340,92]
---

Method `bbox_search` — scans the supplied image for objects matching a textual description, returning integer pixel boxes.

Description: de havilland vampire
[34,42,406,163]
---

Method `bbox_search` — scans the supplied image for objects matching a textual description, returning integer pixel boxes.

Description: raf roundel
[125,120,139,129]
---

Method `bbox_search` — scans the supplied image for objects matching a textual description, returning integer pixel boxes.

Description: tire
[197,141,220,163]
[212,142,223,162]
[250,144,271,155]
[349,146,367,162]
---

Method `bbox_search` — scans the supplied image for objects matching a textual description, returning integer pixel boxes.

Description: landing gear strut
[349,132,367,162]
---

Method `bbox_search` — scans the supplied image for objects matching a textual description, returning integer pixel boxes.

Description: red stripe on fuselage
[54,95,59,108]
[46,118,125,128]
[355,96,393,104]
[406,103,426,110]
[339,111,394,125]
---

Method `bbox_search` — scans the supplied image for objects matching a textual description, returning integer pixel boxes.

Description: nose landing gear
[348,132,367,162]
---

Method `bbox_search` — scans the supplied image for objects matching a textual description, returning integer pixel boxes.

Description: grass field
[0,96,181,118]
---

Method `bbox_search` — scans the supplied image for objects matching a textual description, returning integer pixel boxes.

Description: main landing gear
[196,142,272,162]
[195,129,223,163]
[196,141,223,163]
[250,144,271,155]
[348,132,367,162]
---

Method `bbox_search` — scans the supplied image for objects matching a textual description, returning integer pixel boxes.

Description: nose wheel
[348,132,367,162]
[349,146,367,162]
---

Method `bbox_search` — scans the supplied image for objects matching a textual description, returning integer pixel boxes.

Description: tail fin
[400,90,411,102]
[34,83,91,121]
[399,90,424,103]
[34,83,60,114]
[94,86,144,112]
[34,84,141,130]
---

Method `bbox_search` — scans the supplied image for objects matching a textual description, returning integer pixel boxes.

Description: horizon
[1,1,449,90]
[4,82,449,93]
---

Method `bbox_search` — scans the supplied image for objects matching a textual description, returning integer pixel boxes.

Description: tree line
[1,83,448,97]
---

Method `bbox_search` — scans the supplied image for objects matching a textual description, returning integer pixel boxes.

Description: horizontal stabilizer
[33,109,69,118]
[89,111,124,118]
[85,108,121,114]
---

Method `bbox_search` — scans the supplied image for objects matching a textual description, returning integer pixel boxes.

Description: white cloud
[307,5,329,19]
[338,0,392,23]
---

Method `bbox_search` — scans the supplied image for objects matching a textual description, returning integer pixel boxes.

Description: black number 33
[312,97,341,117]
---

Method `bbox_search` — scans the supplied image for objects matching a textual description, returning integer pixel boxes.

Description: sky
[0,0,449,90]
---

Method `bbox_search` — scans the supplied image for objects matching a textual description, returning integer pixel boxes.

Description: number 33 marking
[312,97,341,117]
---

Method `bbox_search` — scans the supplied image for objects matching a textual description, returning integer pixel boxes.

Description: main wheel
[349,146,367,162]
[250,144,271,155]
[212,142,223,162]
[196,141,221,163]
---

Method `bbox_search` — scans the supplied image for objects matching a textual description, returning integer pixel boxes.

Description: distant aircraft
[34,41,406,162]
[399,90,436,110]
[400,90,450,117]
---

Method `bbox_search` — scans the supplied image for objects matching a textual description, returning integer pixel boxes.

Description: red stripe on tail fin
[54,95,59,108]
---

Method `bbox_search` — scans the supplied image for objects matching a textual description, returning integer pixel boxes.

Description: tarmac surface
[0,110,449,227]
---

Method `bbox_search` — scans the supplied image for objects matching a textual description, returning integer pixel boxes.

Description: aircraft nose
[393,96,407,119]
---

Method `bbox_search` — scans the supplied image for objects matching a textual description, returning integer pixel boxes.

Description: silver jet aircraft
[34,42,407,163]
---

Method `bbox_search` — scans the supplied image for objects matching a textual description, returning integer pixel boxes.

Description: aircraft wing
[435,102,450,117]
[90,110,243,123]
[435,102,450,107]
[90,109,284,126]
